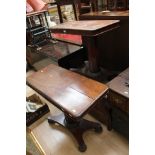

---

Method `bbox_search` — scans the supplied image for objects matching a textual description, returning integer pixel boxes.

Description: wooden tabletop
[79,10,129,20]
[27,64,108,119]
[50,20,120,36]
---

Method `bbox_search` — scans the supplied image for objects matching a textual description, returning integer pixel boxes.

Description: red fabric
[27,0,46,11]
[26,2,34,13]
[52,33,82,45]
[26,0,82,45]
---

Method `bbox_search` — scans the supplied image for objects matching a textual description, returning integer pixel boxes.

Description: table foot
[48,113,103,152]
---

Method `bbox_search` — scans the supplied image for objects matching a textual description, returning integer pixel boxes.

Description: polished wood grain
[26,64,108,119]
[27,64,108,151]
[50,20,120,72]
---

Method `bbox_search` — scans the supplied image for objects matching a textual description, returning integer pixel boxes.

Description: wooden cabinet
[89,68,129,138]
[89,97,112,130]
[107,68,129,113]
[108,90,129,113]
[79,10,129,71]
[111,106,129,138]
[107,68,129,138]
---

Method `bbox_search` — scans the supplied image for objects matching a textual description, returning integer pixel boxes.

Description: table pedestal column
[82,36,101,74]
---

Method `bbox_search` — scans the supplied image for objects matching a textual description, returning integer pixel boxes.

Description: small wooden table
[50,20,120,73]
[27,64,108,152]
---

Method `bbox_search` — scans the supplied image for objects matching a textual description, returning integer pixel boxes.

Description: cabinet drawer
[108,90,129,113]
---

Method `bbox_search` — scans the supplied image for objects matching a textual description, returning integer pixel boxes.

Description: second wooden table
[50,20,120,73]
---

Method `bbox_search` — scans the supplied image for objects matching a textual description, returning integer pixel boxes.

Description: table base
[48,113,102,152]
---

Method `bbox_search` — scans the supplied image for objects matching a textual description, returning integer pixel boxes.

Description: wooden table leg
[48,113,103,152]
[82,36,100,74]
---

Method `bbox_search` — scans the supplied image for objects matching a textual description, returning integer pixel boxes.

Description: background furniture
[26,10,51,46]
[26,40,85,71]
[108,68,129,138]
[89,68,129,138]
[27,64,108,152]
[55,0,77,23]
[79,10,129,20]
[79,10,129,71]
[26,10,84,71]
[77,0,98,15]
[48,0,82,45]
[107,0,129,11]
[50,20,120,73]
[78,0,92,15]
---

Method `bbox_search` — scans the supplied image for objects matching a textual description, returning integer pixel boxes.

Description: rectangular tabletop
[27,64,108,119]
[50,20,120,36]
[79,10,129,20]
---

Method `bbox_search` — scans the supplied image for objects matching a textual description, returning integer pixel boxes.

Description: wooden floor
[26,70,129,155]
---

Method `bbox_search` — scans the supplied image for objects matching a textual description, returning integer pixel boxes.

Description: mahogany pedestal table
[50,20,120,74]
[26,64,108,152]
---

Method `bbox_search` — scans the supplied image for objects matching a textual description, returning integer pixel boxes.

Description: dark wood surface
[50,20,119,36]
[107,0,129,11]
[26,64,108,119]
[26,64,108,151]
[108,90,129,113]
[89,68,129,137]
[79,10,129,20]
[50,20,120,73]
[77,0,98,15]
[79,10,129,71]
[107,68,129,113]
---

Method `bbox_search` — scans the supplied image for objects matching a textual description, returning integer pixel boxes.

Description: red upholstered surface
[26,0,82,45]
[52,33,82,45]
[27,0,46,11]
